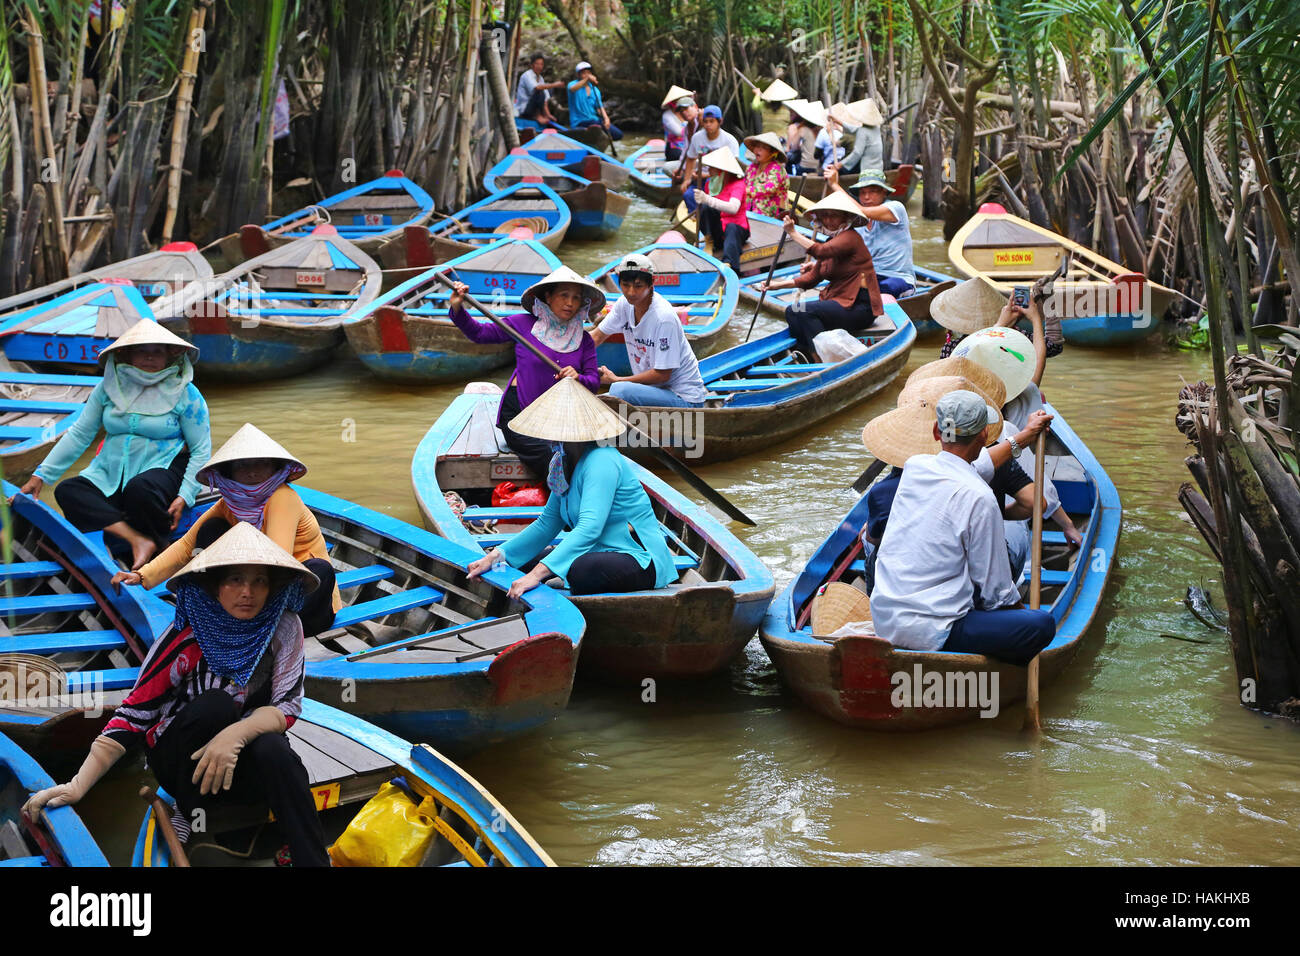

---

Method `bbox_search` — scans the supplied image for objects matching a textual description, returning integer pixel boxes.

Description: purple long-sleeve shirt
[449,307,600,414]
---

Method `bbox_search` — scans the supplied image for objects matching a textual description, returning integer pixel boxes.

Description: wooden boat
[132,699,553,867]
[674,207,813,276]
[787,164,916,203]
[0,242,213,316]
[234,170,434,261]
[0,281,157,369]
[948,203,1177,346]
[623,138,675,206]
[149,224,383,380]
[517,118,612,153]
[517,131,631,191]
[586,233,740,375]
[0,360,101,483]
[414,180,570,257]
[737,263,958,336]
[484,153,630,241]
[1,730,109,866]
[601,298,916,465]
[412,385,776,681]
[759,405,1121,729]
[346,237,562,384]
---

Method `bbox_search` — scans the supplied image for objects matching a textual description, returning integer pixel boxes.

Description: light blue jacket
[35,381,212,505]
[499,445,677,589]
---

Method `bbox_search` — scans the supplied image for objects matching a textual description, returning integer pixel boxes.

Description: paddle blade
[648,445,756,526]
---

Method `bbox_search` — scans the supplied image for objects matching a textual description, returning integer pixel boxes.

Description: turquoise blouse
[498,445,677,589]
[34,381,212,506]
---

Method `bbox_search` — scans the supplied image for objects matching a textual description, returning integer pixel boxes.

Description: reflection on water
[73,134,1299,866]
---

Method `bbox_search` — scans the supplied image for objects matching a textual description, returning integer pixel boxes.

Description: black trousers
[196,518,338,637]
[55,450,188,561]
[497,384,553,480]
[699,208,749,275]
[149,689,329,867]
[784,289,876,359]
[568,551,658,596]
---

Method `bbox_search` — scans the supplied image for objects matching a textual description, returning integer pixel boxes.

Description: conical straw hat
[951,326,1037,400]
[806,190,868,225]
[898,376,1004,440]
[929,277,1008,335]
[852,97,884,126]
[197,422,308,486]
[661,85,694,108]
[167,521,319,594]
[790,98,829,127]
[701,146,744,177]
[828,101,861,130]
[743,131,787,162]
[508,376,625,443]
[97,318,198,366]
[760,78,799,103]
[810,581,872,636]
[520,265,607,315]
[861,382,1000,467]
[903,357,1006,409]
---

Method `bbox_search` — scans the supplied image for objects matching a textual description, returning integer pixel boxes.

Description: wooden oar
[433,275,757,527]
[744,176,811,342]
[141,786,190,867]
[1023,430,1047,732]
[848,456,887,496]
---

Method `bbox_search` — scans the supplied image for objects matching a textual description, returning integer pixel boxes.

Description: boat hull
[347,308,512,383]
[159,315,344,381]
[559,182,631,241]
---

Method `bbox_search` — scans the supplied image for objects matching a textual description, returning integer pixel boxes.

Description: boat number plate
[653,274,680,286]
[993,249,1035,266]
[312,782,341,811]
[491,460,531,480]
[544,152,566,161]
[296,271,327,286]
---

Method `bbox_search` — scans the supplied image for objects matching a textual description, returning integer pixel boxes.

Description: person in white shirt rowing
[591,253,708,408]
[869,389,1056,665]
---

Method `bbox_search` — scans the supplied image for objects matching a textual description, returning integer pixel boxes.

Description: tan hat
[810,581,872,636]
[661,85,694,109]
[509,376,625,443]
[806,190,868,226]
[853,97,884,126]
[167,521,319,594]
[903,357,1006,409]
[197,422,308,486]
[899,376,1003,433]
[929,277,1009,335]
[701,146,744,178]
[520,265,607,315]
[861,380,1001,467]
[97,318,198,367]
[743,132,787,162]
[760,78,799,103]
[789,98,829,127]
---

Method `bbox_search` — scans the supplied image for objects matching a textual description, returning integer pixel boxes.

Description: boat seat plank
[0,856,47,867]
[288,719,395,775]
[286,733,358,784]
[334,565,395,590]
[66,668,139,691]
[2,630,126,655]
[743,363,831,375]
[0,592,98,616]
[0,426,55,440]
[0,561,63,580]
[462,506,543,519]
[0,399,84,415]
[706,378,798,392]
[0,372,105,387]
[330,585,446,629]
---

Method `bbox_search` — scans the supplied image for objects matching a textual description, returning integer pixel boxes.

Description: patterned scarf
[173,578,304,686]
[102,354,193,416]
[546,442,569,495]
[530,298,588,353]
[208,464,294,529]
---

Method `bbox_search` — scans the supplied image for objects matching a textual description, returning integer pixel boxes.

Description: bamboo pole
[22,10,70,272]
[455,0,483,210]
[163,1,210,243]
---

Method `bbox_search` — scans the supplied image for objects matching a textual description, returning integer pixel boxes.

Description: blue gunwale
[0,731,109,867]
[260,172,434,243]
[482,153,593,193]
[0,283,156,368]
[427,181,570,248]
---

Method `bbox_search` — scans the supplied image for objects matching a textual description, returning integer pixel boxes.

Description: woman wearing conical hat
[830,98,884,175]
[784,99,823,175]
[23,523,330,867]
[741,132,789,219]
[446,266,602,480]
[661,87,696,161]
[692,146,749,274]
[113,423,341,636]
[13,319,211,570]
[466,378,678,598]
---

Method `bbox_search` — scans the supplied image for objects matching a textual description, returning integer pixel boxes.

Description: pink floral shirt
[744,162,789,218]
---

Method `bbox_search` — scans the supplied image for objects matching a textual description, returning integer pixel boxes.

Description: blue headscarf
[173,577,305,686]
[546,442,569,494]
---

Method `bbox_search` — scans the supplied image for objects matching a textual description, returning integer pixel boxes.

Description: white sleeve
[650,311,686,371]
[597,300,628,336]
[685,133,704,158]
[963,493,1022,609]
[973,447,995,483]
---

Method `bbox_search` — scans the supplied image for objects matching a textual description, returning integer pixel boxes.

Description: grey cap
[934,389,999,440]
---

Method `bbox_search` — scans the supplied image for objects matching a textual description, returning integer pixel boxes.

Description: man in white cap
[591,253,707,408]
[870,390,1056,665]
[567,61,622,140]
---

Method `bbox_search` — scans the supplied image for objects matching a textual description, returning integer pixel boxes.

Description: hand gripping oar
[434,275,757,527]
[744,175,811,342]
[1023,429,1047,732]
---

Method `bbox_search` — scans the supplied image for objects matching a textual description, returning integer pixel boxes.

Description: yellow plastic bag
[327,781,439,867]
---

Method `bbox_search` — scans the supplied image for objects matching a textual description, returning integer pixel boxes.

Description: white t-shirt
[513,69,549,115]
[684,128,740,160]
[598,292,707,404]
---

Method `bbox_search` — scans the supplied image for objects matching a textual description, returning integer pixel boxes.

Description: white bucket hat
[951,326,1037,400]
[197,422,308,486]
[167,521,319,594]
[508,377,625,443]
[97,318,198,367]
[520,265,607,315]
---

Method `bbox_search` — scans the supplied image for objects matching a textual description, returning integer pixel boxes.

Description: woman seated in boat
[742,133,789,219]
[447,266,601,479]
[23,523,330,867]
[754,192,883,361]
[111,423,341,636]
[691,146,749,275]
[591,253,707,409]
[466,378,678,597]
[825,166,917,299]
[662,89,695,162]
[784,101,820,175]
[13,319,211,570]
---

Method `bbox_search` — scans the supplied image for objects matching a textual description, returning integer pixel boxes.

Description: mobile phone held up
[1012,285,1030,309]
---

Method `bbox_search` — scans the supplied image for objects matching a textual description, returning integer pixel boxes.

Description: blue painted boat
[150,224,384,380]
[516,131,631,191]
[599,298,917,464]
[0,281,156,369]
[237,170,435,260]
[737,263,958,337]
[0,364,101,483]
[131,698,554,867]
[587,233,740,375]
[345,237,561,383]
[483,153,629,241]
[1,731,109,866]
[676,207,813,276]
[623,138,674,206]
[420,180,570,256]
[517,117,612,154]
[759,405,1121,729]
[412,384,776,681]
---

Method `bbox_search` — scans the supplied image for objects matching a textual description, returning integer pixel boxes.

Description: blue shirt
[855,200,915,286]
[566,79,604,126]
[498,445,677,590]
[865,467,904,542]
